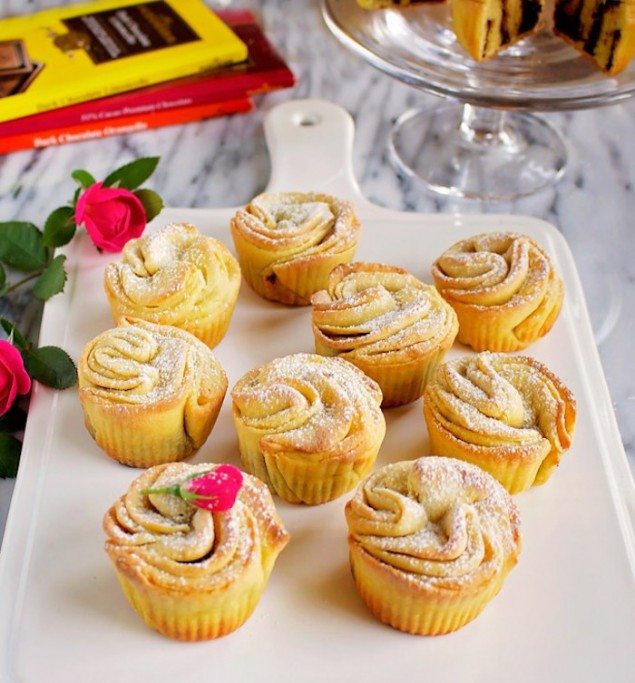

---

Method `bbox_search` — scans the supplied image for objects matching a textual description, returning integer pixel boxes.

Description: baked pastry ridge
[79,318,227,467]
[346,457,521,635]
[432,232,564,352]
[423,352,576,492]
[232,353,386,504]
[312,262,458,406]
[104,462,289,641]
[230,192,360,305]
[104,222,241,348]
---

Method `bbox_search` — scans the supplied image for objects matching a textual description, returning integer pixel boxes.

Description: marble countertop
[0,0,633,541]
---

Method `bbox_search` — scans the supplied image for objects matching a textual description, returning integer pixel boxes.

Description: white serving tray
[0,100,633,683]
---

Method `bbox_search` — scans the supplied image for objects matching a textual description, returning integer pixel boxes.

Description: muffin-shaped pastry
[104,222,241,348]
[104,462,289,640]
[230,192,360,305]
[79,318,227,467]
[311,262,458,407]
[432,232,564,352]
[346,456,521,635]
[231,353,385,504]
[423,352,576,493]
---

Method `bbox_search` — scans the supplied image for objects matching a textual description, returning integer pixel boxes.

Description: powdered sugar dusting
[232,353,384,454]
[432,232,556,309]
[104,222,240,328]
[425,352,574,454]
[312,263,457,358]
[231,191,360,261]
[346,457,520,588]
[104,462,288,591]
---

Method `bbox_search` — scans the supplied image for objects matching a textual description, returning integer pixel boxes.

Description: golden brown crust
[311,262,458,406]
[423,352,576,492]
[104,223,240,348]
[231,353,386,504]
[346,457,521,634]
[432,232,564,351]
[79,318,227,467]
[230,192,360,305]
[103,463,289,640]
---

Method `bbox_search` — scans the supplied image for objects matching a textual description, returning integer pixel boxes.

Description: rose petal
[185,464,243,512]
[0,340,31,416]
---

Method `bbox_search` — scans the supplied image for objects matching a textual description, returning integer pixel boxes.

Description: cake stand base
[389,103,567,200]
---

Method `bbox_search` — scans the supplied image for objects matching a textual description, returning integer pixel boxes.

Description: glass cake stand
[322,0,635,199]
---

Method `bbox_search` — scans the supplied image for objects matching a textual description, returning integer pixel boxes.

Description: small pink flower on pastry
[182,464,244,512]
[144,464,244,512]
[75,182,147,253]
[0,340,31,416]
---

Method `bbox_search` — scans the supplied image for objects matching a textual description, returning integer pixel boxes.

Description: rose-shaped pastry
[432,232,564,352]
[79,318,227,467]
[423,353,576,493]
[0,340,31,416]
[76,181,147,253]
[230,192,360,305]
[104,222,240,348]
[104,462,289,641]
[231,353,386,504]
[312,262,458,407]
[346,457,521,635]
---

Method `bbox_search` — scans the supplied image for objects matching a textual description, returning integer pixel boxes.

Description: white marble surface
[0,0,633,540]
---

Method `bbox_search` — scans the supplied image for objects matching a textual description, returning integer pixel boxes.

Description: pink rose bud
[75,181,147,253]
[180,464,244,512]
[0,340,31,417]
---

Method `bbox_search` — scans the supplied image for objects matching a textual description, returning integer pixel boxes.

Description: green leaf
[72,187,82,207]
[0,263,6,296]
[103,157,160,190]
[134,189,164,222]
[71,169,96,189]
[32,255,67,301]
[0,405,27,433]
[0,433,21,478]
[0,222,47,272]
[0,318,29,352]
[24,346,77,389]
[43,207,76,248]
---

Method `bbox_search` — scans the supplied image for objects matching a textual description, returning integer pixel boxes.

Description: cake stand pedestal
[323,0,635,200]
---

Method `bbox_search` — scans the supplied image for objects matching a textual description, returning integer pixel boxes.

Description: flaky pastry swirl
[104,222,241,348]
[230,192,360,305]
[347,457,520,587]
[432,232,564,351]
[104,462,289,640]
[231,353,386,504]
[346,457,521,634]
[79,318,227,466]
[312,262,458,406]
[423,352,576,493]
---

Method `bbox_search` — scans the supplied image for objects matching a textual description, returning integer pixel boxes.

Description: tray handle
[263,99,371,207]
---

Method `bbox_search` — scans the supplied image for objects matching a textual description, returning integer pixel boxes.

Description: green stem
[6,269,44,294]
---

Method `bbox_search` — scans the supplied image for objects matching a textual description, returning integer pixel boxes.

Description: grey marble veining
[0,0,633,539]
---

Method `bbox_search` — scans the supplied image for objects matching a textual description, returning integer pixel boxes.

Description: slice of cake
[554,0,635,75]
[452,0,545,60]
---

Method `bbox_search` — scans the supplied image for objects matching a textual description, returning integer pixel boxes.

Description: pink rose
[0,340,31,417]
[144,464,244,512]
[182,465,244,512]
[75,181,147,253]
